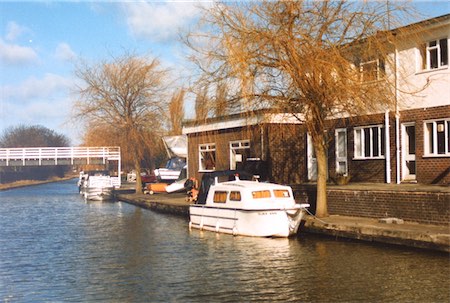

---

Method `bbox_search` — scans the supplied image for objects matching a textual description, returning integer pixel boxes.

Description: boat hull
[189,205,307,237]
[83,186,114,201]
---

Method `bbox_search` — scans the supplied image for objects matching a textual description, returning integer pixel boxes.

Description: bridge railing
[0,146,122,187]
[0,147,121,165]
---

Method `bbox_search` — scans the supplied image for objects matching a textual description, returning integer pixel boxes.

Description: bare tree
[168,89,185,135]
[0,125,70,147]
[73,54,170,192]
[0,125,71,182]
[194,84,210,121]
[213,81,229,117]
[81,123,166,173]
[186,1,417,217]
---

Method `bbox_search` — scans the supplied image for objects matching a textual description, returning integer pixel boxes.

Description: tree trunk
[134,157,142,193]
[315,141,329,217]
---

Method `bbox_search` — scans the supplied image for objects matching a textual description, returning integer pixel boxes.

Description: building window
[419,38,448,70]
[199,143,216,171]
[354,125,385,159]
[360,58,385,82]
[424,119,450,156]
[229,140,250,170]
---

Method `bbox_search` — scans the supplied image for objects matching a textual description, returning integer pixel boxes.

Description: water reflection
[0,180,448,302]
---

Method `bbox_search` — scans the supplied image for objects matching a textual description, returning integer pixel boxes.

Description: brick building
[183,14,450,186]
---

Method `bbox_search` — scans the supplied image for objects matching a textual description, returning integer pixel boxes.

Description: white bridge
[0,146,121,187]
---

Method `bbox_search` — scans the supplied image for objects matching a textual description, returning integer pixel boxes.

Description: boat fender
[232,226,238,236]
[215,222,220,233]
[188,221,192,230]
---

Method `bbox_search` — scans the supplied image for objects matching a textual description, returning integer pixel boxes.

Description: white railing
[0,146,120,166]
[0,146,121,187]
[111,177,121,187]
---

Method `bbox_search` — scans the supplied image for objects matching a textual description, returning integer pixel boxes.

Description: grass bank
[0,175,77,191]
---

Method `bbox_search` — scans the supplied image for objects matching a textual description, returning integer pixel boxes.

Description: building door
[402,123,416,181]
[335,128,348,175]
[307,134,317,181]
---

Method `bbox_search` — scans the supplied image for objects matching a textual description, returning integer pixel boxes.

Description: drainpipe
[395,47,401,184]
[260,124,265,161]
[385,110,391,183]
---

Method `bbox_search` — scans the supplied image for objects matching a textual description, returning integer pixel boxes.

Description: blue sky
[1,1,449,145]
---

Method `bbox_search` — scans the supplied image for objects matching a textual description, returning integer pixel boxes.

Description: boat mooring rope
[304,208,328,224]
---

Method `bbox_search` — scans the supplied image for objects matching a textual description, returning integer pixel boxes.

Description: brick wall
[294,186,450,226]
[327,105,450,184]
[327,189,449,225]
[187,126,262,181]
[267,124,306,184]
[338,113,397,183]
[400,105,450,184]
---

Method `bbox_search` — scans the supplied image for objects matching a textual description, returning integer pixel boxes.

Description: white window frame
[423,118,450,157]
[360,58,385,82]
[335,128,348,175]
[354,125,385,160]
[199,143,216,172]
[418,38,448,71]
[229,140,250,170]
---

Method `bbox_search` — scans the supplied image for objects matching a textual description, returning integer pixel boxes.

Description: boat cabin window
[229,191,241,201]
[252,190,271,199]
[273,190,291,198]
[213,191,228,203]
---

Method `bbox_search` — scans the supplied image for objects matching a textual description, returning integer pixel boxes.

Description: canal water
[0,180,448,302]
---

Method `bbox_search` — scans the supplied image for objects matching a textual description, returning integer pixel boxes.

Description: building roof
[182,109,304,134]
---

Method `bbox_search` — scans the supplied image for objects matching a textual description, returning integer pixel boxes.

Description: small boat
[78,170,115,201]
[154,157,186,183]
[189,170,310,237]
[165,165,188,193]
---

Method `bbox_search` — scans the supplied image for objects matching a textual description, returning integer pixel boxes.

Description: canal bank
[116,191,450,253]
[0,175,78,191]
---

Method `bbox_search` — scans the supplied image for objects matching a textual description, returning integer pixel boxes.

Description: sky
[0,1,449,145]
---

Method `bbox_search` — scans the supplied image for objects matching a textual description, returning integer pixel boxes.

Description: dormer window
[419,38,448,70]
[360,58,385,82]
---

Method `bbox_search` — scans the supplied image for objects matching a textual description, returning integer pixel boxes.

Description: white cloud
[55,42,77,61]
[5,21,29,41]
[0,96,76,142]
[0,38,38,65]
[1,73,75,100]
[0,75,78,143]
[123,2,203,42]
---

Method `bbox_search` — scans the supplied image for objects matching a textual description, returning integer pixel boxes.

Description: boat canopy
[162,135,187,158]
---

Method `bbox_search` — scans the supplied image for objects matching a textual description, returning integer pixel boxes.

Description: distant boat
[154,135,187,183]
[78,171,115,201]
[189,170,310,237]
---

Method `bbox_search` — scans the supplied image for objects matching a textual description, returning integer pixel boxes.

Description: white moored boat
[189,171,310,237]
[78,171,115,201]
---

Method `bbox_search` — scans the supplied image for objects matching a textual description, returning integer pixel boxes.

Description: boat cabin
[207,180,296,210]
